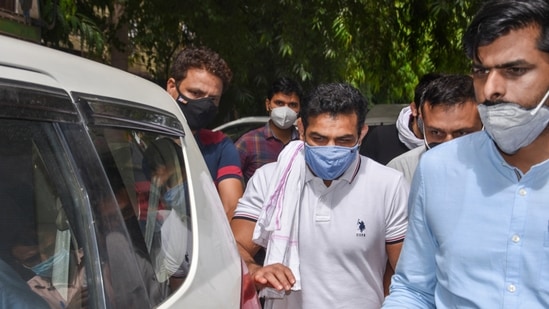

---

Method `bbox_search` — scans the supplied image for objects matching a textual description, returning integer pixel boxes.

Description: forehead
[476,26,542,66]
[422,102,480,127]
[12,244,37,259]
[179,68,223,95]
[270,93,300,104]
[305,113,358,135]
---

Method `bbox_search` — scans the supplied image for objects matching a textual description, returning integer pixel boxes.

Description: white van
[0,35,260,309]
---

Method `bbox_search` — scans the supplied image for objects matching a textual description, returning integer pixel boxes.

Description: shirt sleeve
[233,162,276,221]
[382,162,437,308]
[386,148,420,185]
[215,136,243,183]
[385,172,409,244]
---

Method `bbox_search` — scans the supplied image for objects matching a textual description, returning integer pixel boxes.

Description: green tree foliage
[40,0,106,59]
[38,0,482,122]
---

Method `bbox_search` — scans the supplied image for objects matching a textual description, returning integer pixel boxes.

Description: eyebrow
[273,99,299,105]
[337,134,356,140]
[474,59,532,69]
[309,132,326,138]
[309,132,356,140]
[425,124,478,133]
[184,86,221,99]
[181,86,202,95]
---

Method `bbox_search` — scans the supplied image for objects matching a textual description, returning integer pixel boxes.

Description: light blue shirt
[0,259,49,309]
[383,131,549,309]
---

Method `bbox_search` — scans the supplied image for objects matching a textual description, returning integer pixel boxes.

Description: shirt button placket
[503,186,527,306]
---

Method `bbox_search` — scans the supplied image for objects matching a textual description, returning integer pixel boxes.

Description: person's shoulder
[419,131,491,172]
[254,161,277,177]
[355,157,408,192]
[197,129,230,145]
[361,155,404,178]
[236,126,266,144]
[425,131,488,159]
[242,162,276,197]
[243,126,265,137]
[388,145,425,163]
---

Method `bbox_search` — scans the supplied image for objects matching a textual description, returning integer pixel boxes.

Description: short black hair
[170,46,233,92]
[463,0,549,61]
[419,74,475,112]
[414,73,445,105]
[267,77,303,101]
[300,83,368,135]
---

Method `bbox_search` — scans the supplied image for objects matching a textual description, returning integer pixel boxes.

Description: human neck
[501,128,549,174]
[270,121,293,144]
[323,179,332,187]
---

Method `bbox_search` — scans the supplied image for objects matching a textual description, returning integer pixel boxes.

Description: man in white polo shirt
[231,83,409,309]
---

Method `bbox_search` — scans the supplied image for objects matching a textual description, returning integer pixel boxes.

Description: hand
[66,286,88,309]
[250,263,296,292]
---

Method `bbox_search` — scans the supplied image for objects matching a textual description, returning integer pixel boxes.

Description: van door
[0,78,103,309]
[0,78,188,309]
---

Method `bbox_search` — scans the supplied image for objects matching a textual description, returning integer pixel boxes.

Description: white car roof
[212,116,270,131]
[0,35,181,117]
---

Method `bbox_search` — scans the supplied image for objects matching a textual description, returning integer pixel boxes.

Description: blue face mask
[304,143,359,180]
[28,248,69,278]
[163,183,187,210]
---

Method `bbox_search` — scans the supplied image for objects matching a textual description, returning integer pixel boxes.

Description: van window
[0,120,90,309]
[0,81,192,308]
[88,127,193,287]
[78,94,193,303]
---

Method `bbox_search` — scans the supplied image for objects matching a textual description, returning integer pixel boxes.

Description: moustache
[481,100,521,107]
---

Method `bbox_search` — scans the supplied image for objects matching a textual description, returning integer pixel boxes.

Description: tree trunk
[109,1,128,71]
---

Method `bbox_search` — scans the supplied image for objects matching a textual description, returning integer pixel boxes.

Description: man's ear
[358,124,369,144]
[409,101,418,117]
[297,117,305,140]
[166,78,178,99]
[265,98,271,113]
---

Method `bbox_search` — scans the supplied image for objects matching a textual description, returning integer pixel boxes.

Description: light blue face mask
[28,248,69,278]
[304,143,359,180]
[163,183,187,210]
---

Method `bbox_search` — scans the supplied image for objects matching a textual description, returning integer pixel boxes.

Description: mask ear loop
[419,116,434,150]
[176,87,191,104]
[530,89,549,116]
[423,132,431,150]
[417,115,425,136]
[417,88,428,137]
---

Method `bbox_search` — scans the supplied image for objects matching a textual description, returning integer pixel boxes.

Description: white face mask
[477,89,549,154]
[270,106,298,129]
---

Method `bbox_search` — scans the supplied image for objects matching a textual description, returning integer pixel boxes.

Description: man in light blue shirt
[0,258,49,309]
[383,0,549,308]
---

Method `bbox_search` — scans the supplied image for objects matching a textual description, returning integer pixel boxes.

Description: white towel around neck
[252,140,306,299]
[395,106,424,149]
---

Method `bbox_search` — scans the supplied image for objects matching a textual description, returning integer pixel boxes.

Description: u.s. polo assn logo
[356,219,366,237]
